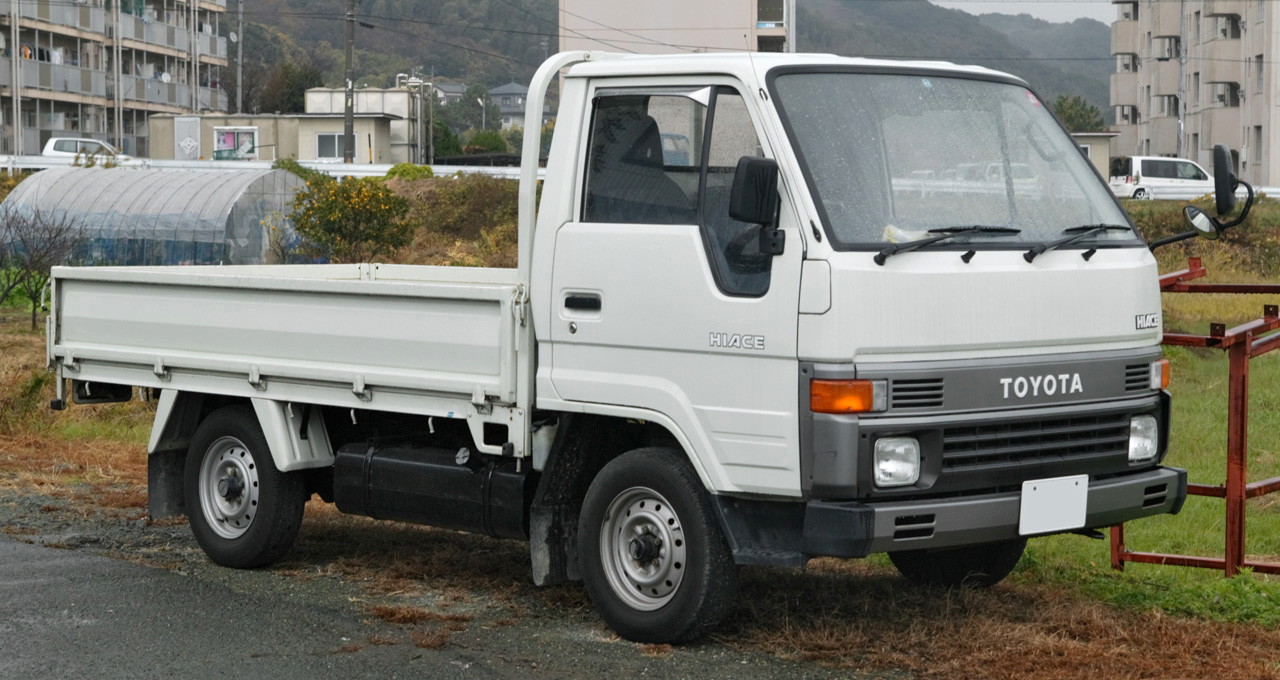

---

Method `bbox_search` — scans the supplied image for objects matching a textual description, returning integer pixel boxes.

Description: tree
[289,176,411,263]
[433,119,463,157]
[466,129,508,154]
[6,208,86,329]
[441,84,500,133]
[1053,95,1105,133]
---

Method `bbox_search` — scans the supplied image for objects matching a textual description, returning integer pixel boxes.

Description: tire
[579,448,738,643]
[184,405,307,569]
[1132,188,1148,199]
[889,538,1026,588]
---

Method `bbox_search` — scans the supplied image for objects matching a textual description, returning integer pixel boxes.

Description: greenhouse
[1,167,305,266]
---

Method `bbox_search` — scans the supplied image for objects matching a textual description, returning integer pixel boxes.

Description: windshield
[770,71,1135,248]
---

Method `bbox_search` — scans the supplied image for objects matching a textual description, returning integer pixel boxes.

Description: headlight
[874,437,920,487]
[1129,414,1159,462]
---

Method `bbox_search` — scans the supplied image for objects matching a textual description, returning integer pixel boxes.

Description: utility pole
[10,0,20,155]
[236,0,243,113]
[113,0,122,150]
[343,0,355,163]
[190,0,198,112]
[428,65,434,165]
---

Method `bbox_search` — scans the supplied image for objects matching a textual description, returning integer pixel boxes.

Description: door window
[583,93,702,225]
[582,87,772,296]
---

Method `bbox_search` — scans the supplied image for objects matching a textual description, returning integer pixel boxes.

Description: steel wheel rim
[599,486,688,611]
[198,436,261,540]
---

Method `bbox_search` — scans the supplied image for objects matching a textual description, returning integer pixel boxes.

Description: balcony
[19,0,107,34]
[197,86,226,111]
[117,14,191,53]
[1199,105,1240,146]
[1202,39,1244,82]
[1,58,109,99]
[1112,21,1139,54]
[1153,59,1179,95]
[1151,0,1182,37]
[1204,0,1243,16]
[196,32,227,60]
[1148,117,1179,155]
[1111,70,1138,106]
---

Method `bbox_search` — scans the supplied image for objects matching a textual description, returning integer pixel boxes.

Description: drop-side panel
[50,265,521,408]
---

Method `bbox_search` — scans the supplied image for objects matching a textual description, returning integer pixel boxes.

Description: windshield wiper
[1023,224,1133,262]
[874,226,1021,266]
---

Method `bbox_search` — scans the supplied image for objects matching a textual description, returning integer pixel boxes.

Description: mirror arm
[1218,181,1254,230]
[1149,229,1200,251]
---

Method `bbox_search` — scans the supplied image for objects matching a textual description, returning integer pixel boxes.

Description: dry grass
[409,628,450,650]
[335,643,362,654]
[367,604,471,626]
[365,633,399,646]
[639,644,673,659]
[725,560,1280,680]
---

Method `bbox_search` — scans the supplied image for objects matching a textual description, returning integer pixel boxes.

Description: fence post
[1225,336,1251,576]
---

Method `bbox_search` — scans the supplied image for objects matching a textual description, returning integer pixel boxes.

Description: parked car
[42,137,130,160]
[1109,156,1213,200]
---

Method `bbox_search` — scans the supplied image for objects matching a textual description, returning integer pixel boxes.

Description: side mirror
[729,156,780,225]
[1213,143,1237,215]
[1183,205,1220,240]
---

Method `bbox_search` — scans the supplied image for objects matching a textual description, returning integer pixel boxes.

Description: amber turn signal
[810,379,887,414]
[1150,359,1170,390]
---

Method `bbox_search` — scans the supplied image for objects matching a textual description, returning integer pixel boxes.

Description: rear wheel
[579,448,738,643]
[1132,188,1148,199]
[889,538,1026,588]
[185,405,307,568]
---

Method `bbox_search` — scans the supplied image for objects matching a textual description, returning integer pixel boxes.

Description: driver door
[547,82,805,497]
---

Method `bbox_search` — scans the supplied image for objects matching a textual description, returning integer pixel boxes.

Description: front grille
[891,378,945,409]
[942,412,1131,469]
[1124,363,1149,392]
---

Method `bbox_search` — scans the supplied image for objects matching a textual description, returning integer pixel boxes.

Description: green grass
[1008,280,1280,626]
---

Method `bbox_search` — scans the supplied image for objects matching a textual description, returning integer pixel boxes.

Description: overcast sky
[929,0,1114,24]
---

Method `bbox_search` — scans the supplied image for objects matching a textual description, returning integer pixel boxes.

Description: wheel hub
[217,475,243,500]
[599,486,688,611]
[198,437,262,540]
[628,534,661,563]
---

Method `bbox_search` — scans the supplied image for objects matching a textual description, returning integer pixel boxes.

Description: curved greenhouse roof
[2,167,304,266]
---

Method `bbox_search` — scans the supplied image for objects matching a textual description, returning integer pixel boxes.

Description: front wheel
[579,448,738,643]
[889,538,1026,588]
[185,405,307,568]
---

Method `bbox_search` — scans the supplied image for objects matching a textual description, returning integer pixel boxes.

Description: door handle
[564,294,602,311]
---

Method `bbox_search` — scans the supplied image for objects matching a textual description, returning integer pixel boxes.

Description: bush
[386,163,434,181]
[272,157,331,185]
[290,176,411,263]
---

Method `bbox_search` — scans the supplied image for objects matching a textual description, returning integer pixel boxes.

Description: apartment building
[1111,0,1272,184]
[559,0,794,54]
[0,0,228,157]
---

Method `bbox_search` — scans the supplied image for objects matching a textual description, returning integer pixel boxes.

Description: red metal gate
[1111,257,1280,576]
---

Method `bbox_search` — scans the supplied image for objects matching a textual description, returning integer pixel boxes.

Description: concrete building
[559,0,794,54]
[1110,0,1273,183]
[1073,131,1119,178]
[0,0,228,157]
[305,87,424,163]
[148,112,398,163]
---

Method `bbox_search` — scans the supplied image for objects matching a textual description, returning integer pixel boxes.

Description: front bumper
[802,465,1187,557]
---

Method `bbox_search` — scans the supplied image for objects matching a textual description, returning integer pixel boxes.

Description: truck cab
[46,52,1185,645]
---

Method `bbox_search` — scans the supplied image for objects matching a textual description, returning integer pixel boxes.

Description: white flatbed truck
[47,51,1187,642]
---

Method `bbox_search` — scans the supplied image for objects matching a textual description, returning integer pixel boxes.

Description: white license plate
[1019,474,1089,536]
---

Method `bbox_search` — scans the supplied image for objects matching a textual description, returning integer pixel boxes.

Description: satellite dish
[229,31,238,43]
[161,72,171,83]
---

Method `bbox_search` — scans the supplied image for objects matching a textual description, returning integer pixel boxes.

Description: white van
[1110,156,1213,200]
[42,137,129,160]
